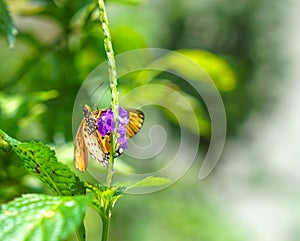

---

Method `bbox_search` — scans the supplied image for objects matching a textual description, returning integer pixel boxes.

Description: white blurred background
[212,1,300,240]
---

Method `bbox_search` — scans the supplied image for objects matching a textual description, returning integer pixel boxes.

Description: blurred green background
[1,0,299,240]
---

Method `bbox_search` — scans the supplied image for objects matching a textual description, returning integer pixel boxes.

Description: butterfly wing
[95,108,145,158]
[74,120,89,172]
[126,109,144,138]
[74,108,109,172]
[83,104,99,134]
[110,109,145,157]
[95,108,144,158]
[74,106,144,172]
[82,124,109,168]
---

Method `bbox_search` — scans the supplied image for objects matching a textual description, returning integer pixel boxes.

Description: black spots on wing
[115,148,124,157]
[83,106,98,134]
[104,154,110,164]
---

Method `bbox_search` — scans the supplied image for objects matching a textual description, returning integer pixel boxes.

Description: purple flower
[97,106,129,149]
[118,136,128,149]
[118,106,129,126]
[117,107,129,149]
[119,106,128,118]
[117,126,128,149]
[97,109,116,136]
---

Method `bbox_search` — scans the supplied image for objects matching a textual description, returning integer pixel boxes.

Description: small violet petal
[97,106,129,149]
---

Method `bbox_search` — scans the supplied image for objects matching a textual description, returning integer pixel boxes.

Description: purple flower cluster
[98,109,115,135]
[97,106,129,149]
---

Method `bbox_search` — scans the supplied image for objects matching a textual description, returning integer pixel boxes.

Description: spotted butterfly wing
[74,105,144,172]
[74,105,109,172]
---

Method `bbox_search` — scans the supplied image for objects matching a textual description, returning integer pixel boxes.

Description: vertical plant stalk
[97,1,118,241]
[84,182,119,241]
[98,0,119,188]
[101,215,110,241]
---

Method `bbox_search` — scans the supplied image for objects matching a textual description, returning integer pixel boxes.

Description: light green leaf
[121,82,210,135]
[127,176,171,190]
[0,90,59,119]
[110,0,144,5]
[177,49,236,91]
[137,49,236,92]
[0,194,91,241]
[0,0,18,48]
[0,130,85,196]
[0,130,20,146]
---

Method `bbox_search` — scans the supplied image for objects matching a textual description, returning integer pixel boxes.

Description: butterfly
[74,104,144,172]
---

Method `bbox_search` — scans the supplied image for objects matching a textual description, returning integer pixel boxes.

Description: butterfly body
[74,105,144,172]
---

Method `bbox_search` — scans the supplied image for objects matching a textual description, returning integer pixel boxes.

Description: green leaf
[177,49,237,91]
[70,1,97,29]
[0,130,20,146]
[0,194,91,241]
[0,0,18,48]
[126,176,171,190]
[0,136,11,152]
[110,0,144,5]
[122,82,210,135]
[0,90,59,122]
[0,130,85,196]
[137,49,236,92]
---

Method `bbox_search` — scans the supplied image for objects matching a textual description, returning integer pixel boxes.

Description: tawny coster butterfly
[74,104,144,172]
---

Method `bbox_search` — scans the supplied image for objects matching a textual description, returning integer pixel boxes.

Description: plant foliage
[0,130,85,196]
[0,194,91,241]
[0,0,17,47]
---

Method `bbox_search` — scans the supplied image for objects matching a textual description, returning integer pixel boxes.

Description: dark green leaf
[0,130,85,196]
[0,194,91,241]
[0,0,18,48]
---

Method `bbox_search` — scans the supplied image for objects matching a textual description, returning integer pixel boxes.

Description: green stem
[97,1,119,240]
[101,215,110,241]
[97,0,119,189]
[75,223,86,241]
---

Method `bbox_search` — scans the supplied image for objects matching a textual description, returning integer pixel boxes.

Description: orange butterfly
[74,104,144,172]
